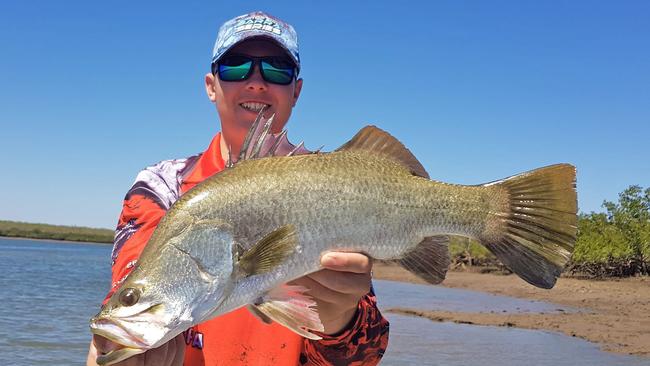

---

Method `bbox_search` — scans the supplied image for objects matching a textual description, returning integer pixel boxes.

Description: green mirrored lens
[218,62,252,81]
[261,62,294,84]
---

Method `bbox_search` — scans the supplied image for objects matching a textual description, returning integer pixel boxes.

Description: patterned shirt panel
[301,289,389,366]
[108,155,199,298]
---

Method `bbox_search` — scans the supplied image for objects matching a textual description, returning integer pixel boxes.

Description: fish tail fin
[479,164,577,289]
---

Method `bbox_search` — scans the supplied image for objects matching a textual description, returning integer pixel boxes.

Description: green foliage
[571,185,650,276]
[0,220,113,243]
[604,185,650,259]
[449,236,492,260]
[573,213,632,262]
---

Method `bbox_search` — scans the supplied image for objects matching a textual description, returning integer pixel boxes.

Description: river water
[0,238,647,366]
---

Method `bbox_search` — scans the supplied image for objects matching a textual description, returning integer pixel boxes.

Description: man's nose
[245,64,267,91]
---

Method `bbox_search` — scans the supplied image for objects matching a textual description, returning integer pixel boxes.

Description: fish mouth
[90,316,150,349]
[90,318,148,365]
[89,302,168,363]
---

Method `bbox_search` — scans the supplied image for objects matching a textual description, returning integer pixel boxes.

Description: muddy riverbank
[373,263,650,357]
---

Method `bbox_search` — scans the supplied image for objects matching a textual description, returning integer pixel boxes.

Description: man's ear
[205,73,217,102]
[292,78,303,107]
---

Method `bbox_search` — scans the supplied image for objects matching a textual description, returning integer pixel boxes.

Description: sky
[1,1,648,229]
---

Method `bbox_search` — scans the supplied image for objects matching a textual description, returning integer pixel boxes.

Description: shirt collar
[181,132,226,193]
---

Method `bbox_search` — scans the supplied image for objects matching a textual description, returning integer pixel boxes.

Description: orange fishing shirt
[105,133,389,365]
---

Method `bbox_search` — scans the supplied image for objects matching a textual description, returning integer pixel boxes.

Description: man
[87,11,389,365]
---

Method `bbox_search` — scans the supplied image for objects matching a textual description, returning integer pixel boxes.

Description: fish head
[90,273,184,354]
[90,222,237,365]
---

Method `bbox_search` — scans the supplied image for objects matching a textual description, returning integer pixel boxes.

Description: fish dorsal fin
[230,109,313,166]
[336,125,429,178]
[396,235,450,284]
[238,225,298,276]
[250,284,324,340]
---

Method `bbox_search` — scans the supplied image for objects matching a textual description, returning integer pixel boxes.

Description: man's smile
[240,102,271,112]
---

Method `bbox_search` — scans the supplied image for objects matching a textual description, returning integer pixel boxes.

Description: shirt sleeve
[299,287,389,365]
[104,192,167,304]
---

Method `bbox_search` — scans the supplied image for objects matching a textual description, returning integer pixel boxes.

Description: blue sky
[1,1,648,229]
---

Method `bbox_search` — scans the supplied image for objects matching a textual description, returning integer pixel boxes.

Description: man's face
[205,39,303,156]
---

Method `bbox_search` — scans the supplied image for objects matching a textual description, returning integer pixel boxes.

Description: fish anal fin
[396,235,450,284]
[238,225,298,276]
[250,285,324,340]
[336,125,429,178]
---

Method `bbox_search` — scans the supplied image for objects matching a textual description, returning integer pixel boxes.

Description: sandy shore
[373,263,650,357]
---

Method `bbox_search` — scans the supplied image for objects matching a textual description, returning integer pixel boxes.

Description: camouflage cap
[212,11,300,72]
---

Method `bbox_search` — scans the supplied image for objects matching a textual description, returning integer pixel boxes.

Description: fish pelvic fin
[395,236,451,284]
[238,224,299,276]
[480,164,577,289]
[336,125,429,178]
[250,284,324,340]
[247,304,273,324]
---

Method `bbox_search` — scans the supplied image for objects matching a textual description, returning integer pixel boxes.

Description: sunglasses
[213,54,297,85]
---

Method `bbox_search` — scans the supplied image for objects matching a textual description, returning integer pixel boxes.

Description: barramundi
[90,114,577,365]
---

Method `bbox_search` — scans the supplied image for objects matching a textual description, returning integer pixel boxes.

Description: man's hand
[86,334,185,366]
[289,252,373,335]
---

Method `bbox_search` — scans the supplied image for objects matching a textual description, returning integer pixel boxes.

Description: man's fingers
[321,252,372,274]
[91,334,185,366]
[143,341,170,366]
[138,334,186,366]
[121,354,144,366]
[170,334,186,365]
[291,275,358,305]
[307,269,371,296]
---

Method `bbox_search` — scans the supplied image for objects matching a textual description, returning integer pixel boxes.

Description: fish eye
[118,287,141,307]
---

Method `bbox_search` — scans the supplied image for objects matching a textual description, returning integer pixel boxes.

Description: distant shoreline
[0,236,112,245]
[0,220,114,244]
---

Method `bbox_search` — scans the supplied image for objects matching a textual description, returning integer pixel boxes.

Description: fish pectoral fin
[250,284,324,340]
[238,224,298,276]
[335,125,429,178]
[395,235,451,284]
